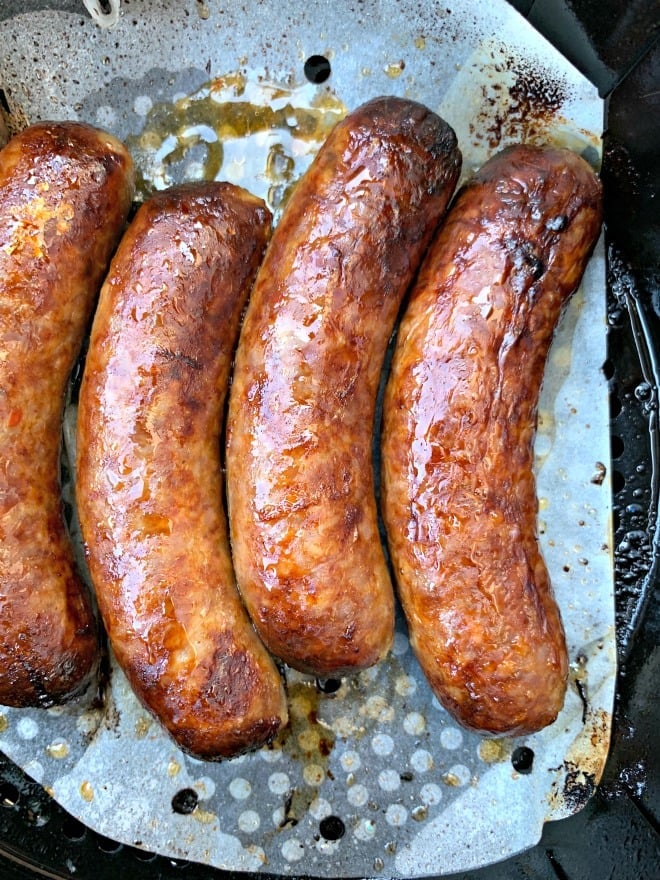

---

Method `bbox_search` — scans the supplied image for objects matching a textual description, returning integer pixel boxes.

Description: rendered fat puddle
[124,71,347,222]
[0,0,613,875]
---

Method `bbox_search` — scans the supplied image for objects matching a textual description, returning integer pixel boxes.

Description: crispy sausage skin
[76,183,288,759]
[226,97,461,677]
[381,145,603,735]
[0,122,134,707]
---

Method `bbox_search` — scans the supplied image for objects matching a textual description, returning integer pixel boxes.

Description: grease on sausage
[0,121,134,707]
[76,183,288,759]
[226,97,461,677]
[382,144,603,735]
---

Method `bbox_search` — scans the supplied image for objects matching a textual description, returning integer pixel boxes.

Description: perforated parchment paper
[0,1,614,876]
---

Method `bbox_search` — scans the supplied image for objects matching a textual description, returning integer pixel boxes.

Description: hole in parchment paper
[316,677,342,694]
[319,815,346,840]
[0,780,19,808]
[0,89,9,115]
[304,55,332,84]
[171,787,199,815]
[511,746,534,774]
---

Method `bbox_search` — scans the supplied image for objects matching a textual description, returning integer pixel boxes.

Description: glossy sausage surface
[382,144,603,735]
[226,97,461,677]
[76,183,288,759]
[0,121,134,707]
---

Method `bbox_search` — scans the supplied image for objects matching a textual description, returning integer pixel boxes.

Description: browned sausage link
[382,144,603,735]
[76,182,288,759]
[226,97,462,677]
[0,122,134,707]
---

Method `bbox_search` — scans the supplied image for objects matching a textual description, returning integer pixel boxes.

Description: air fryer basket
[0,0,658,878]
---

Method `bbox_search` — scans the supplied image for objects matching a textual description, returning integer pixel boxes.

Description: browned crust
[382,144,603,735]
[76,182,288,759]
[226,96,462,676]
[0,121,134,707]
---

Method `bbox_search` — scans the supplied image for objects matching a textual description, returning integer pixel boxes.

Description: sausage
[0,122,134,707]
[225,97,461,677]
[76,182,288,759]
[381,144,603,735]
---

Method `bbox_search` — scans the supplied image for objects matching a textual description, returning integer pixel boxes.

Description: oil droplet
[167,759,181,777]
[193,807,217,824]
[135,716,151,738]
[478,738,510,764]
[277,680,335,773]
[46,740,70,760]
[0,714,7,733]
[80,781,94,802]
[385,61,406,78]
[441,772,461,787]
[415,36,426,50]
[125,71,346,222]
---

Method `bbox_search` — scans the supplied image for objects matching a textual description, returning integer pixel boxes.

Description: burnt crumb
[574,676,588,724]
[591,461,607,485]
[562,764,597,811]
[278,790,299,829]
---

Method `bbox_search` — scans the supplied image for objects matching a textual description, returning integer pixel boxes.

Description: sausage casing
[76,183,288,759]
[0,122,134,707]
[226,97,461,677]
[382,145,603,735]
